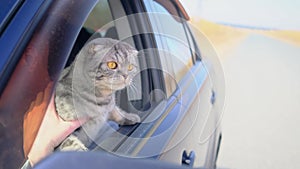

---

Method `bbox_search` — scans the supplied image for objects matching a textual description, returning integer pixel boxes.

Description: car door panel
[0,1,97,168]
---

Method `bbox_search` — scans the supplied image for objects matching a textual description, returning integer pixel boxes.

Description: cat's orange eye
[128,64,134,71]
[107,61,118,69]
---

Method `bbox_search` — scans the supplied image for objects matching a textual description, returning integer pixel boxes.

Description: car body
[0,0,222,168]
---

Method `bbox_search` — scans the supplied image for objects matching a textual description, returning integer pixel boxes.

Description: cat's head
[82,38,139,92]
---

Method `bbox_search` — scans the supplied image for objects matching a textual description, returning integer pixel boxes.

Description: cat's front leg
[110,108,141,125]
[57,134,88,151]
[109,106,141,125]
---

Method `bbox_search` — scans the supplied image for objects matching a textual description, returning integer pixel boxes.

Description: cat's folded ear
[88,43,103,55]
[132,50,139,57]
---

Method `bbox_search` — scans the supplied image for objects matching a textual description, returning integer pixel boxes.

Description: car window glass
[144,0,194,90]
[83,1,113,31]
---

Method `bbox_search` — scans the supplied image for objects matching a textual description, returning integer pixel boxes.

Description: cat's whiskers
[127,82,139,97]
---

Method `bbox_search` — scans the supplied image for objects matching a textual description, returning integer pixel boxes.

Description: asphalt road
[216,33,300,169]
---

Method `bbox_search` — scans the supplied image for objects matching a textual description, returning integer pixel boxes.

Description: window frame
[0,0,52,95]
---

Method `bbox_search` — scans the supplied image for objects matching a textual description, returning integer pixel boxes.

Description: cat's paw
[57,135,88,151]
[123,113,141,125]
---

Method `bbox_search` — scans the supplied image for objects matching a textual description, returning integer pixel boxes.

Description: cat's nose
[123,74,128,79]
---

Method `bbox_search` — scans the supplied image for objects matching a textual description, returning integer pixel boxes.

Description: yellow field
[191,19,250,46]
[191,19,300,56]
[260,30,300,47]
[190,19,250,56]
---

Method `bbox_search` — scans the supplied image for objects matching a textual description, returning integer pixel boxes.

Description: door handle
[211,90,216,105]
[182,150,195,167]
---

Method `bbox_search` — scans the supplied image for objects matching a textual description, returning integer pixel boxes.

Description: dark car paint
[0,1,97,168]
[35,152,198,169]
[0,0,50,94]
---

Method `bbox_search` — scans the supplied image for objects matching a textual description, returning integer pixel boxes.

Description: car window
[143,0,194,96]
[65,0,145,112]
[83,1,113,31]
[96,1,144,105]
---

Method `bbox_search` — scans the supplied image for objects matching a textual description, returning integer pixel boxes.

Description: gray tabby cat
[55,38,141,151]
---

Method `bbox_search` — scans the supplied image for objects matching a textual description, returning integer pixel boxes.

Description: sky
[180,0,300,30]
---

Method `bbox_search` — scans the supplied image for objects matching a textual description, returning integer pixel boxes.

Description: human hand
[27,95,87,166]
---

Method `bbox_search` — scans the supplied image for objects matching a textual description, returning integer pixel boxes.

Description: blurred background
[180,0,300,168]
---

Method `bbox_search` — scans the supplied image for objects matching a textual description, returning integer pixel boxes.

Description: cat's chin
[96,80,125,89]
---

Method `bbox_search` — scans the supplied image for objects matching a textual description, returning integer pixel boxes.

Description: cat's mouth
[94,76,131,90]
[97,80,126,90]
